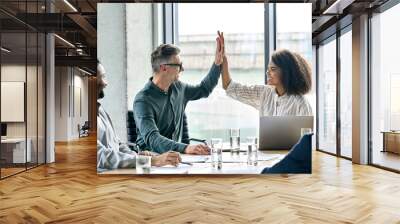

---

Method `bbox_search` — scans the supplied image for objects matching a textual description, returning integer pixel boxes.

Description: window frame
[0,1,48,179]
[315,21,353,160]
[170,2,276,84]
[368,0,400,173]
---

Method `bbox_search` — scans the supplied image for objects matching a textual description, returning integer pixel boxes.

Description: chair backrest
[181,113,190,144]
[127,110,190,144]
[127,110,137,144]
[261,134,313,174]
[82,121,90,130]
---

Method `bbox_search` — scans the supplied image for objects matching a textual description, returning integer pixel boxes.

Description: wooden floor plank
[0,134,399,223]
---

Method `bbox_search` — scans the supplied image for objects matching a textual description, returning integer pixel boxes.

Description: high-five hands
[214,30,225,65]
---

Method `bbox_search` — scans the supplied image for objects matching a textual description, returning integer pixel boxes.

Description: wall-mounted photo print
[97,3,315,175]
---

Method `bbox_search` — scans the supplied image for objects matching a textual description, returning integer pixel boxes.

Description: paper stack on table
[180,153,283,163]
[220,154,283,163]
[180,154,210,163]
[151,163,192,174]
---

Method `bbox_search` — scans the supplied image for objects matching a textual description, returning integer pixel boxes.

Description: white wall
[55,67,89,141]
[97,3,155,142]
[1,66,25,126]
[98,3,128,142]
[73,73,89,138]
[126,4,154,110]
[55,66,68,141]
[1,63,46,164]
[1,65,30,138]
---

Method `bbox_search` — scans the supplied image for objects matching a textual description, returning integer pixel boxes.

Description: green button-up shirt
[134,63,221,153]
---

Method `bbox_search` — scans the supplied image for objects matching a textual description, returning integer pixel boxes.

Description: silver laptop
[259,116,313,150]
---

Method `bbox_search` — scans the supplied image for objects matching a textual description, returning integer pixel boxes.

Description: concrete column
[126,4,153,111]
[352,14,369,164]
[54,67,74,141]
[98,3,127,141]
[46,33,55,163]
[98,3,155,142]
[152,4,164,48]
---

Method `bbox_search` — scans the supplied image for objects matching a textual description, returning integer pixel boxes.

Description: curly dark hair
[270,49,312,95]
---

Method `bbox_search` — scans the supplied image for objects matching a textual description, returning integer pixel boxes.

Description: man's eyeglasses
[162,63,184,72]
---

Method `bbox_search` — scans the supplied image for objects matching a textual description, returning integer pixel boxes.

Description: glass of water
[229,128,240,154]
[246,137,258,166]
[136,148,151,174]
[210,138,223,169]
[301,128,313,136]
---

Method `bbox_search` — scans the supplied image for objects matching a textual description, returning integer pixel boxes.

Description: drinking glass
[229,128,240,154]
[136,148,151,174]
[210,138,223,169]
[246,137,258,166]
[301,128,313,136]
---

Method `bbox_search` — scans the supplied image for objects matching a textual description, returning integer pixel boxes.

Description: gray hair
[151,44,180,73]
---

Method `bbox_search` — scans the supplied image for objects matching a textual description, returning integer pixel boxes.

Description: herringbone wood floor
[1,134,400,223]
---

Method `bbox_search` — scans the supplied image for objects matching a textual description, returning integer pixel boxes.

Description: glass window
[276,3,312,62]
[0,1,46,178]
[176,3,264,142]
[276,3,315,142]
[371,3,400,171]
[339,29,352,158]
[317,37,337,154]
[1,31,28,177]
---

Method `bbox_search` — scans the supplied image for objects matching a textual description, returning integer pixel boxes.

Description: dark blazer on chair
[261,134,312,174]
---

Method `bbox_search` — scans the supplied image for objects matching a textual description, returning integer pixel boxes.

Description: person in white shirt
[97,61,181,170]
[218,32,313,116]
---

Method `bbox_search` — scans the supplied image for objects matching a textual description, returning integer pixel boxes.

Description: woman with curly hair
[220,32,312,116]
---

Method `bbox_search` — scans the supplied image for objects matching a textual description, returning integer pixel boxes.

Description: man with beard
[97,61,181,169]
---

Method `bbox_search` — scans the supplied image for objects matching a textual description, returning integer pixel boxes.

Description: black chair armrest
[189,138,207,145]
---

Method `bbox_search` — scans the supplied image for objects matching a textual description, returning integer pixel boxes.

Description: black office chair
[181,112,190,144]
[261,133,313,174]
[126,110,138,150]
[127,110,137,145]
[78,121,90,138]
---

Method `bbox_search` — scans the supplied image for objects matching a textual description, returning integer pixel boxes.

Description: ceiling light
[76,48,82,54]
[54,34,75,48]
[1,47,11,53]
[78,67,93,76]
[323,0,354,15]
[63,0,78,12]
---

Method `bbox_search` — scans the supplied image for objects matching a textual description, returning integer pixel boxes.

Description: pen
[180,162,193,166]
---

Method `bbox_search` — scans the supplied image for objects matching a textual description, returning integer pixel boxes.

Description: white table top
[99,150,287,175]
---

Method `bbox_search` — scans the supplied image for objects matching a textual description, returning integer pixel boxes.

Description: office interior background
[98,2,400,173]
[98,3,314,174]
[99,3,313,147]
[0,0,97,179]
[0,0,400,222]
